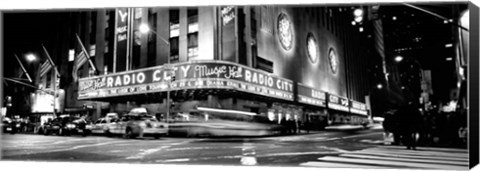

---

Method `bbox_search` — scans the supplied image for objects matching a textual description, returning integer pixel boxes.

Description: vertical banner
[115,8,129,73]
[220,6,236,62]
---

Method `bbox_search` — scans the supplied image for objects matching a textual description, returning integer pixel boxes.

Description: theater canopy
[78,60,294,101]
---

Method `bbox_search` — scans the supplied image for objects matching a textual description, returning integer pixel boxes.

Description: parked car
[2,117,20,134]
[105,114,168,139]
[41,115,92,136]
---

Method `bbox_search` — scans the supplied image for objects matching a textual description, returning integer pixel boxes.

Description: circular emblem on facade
[328,48,338,74]
[277,13,294,51]
[306,33,318,63]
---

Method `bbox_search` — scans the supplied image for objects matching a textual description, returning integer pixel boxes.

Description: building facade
[33,6,372,128]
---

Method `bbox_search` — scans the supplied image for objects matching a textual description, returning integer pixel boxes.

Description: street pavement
[0,128,469,169]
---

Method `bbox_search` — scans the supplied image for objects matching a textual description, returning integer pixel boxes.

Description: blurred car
[2,117,20,134]
[90,117,117,135]
[105,114,168,139]
[41,115,92,136]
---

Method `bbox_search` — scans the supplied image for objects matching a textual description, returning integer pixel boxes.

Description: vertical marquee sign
[220,6,237,62]
[327,93,349,112]
[297,83,326,107]
[114,8,129,72]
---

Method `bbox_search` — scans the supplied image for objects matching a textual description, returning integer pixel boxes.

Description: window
[147,9,157,67]
[169,9,180,62]
[89,12,97,45]
[187,8,199,60]
[169,37,179,62]
[187,33,198,59]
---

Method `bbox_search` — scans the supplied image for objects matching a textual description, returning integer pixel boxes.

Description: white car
[105,115,168,139]
[90,117,117,134]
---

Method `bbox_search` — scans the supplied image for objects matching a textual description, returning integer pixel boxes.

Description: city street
[0,128,468,169]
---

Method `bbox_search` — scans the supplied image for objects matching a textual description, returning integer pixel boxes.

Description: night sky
[3,11,71,78]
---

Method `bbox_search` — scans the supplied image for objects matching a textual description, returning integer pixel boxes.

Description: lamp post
[139,23,172,123]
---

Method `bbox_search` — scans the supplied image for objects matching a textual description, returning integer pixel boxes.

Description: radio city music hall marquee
[78,61,294,101]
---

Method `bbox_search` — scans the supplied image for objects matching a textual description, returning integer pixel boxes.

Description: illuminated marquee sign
[327,94,349,112]
[349,100,368,116]
[297,83,326,107]
[78,61,294,101]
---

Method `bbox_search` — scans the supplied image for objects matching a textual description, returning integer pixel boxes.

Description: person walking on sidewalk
[399,101,422,150]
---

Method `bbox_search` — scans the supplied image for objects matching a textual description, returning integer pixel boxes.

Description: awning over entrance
[78,60,294,102]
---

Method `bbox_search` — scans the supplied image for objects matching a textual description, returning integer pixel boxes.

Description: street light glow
[26,53,37,62]
[354,9,363,17]
[139,23,150,34]
[377,84,383,89]
[354,16,363,23]
[394,56,403,62]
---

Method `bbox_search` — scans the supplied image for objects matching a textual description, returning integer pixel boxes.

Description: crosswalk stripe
[341,153,468,166]
[300,161,400,169]
[317,156,467,170]
[301,145,469,170]
[378,145,469,153]
[360,148,469,158]
[351,151,469,162]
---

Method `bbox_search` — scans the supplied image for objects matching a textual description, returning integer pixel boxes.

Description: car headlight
[138,122,146,128]
[66,124,76,129]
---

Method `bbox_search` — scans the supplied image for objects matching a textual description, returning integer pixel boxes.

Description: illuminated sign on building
[115,8,130,72]
[327,94,349,112]
[78,61,294,101]
[349,100,368,116]
[297,83,326,107]
[277,13,293,51]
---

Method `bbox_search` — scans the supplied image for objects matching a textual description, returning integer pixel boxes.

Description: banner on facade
[78,60,294,101]
[297,83,326,107]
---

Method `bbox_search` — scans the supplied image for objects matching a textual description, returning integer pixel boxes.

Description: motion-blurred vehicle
[2,117,20,134]
[90,117,117,134]
[104,108,168,139]
[168,107,282,137]
[41,115,92,136]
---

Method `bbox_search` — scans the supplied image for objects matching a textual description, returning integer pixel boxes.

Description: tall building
[380,3,468,112]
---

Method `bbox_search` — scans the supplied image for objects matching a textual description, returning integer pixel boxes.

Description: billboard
[78,60,294,101]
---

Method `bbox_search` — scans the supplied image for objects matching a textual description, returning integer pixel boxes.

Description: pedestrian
[305,116,311,134]
[399,101,422,150]
[383,110,395,145]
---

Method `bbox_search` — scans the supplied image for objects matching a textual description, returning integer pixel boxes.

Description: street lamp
[377,84,383,89]
[394,56,404,62]
[139,23,172,124]
[26,53,37,62]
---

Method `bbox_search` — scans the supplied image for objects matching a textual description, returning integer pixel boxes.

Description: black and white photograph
[0,1,478,170]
